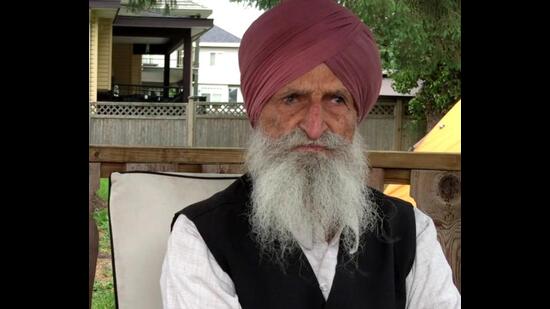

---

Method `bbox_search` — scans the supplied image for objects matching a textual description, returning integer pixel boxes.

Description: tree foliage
[125,0,176,14]
[232,0,461,122]
[125,0,461,123]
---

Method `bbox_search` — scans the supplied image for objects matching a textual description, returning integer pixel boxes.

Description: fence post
[186,97,195,147]
[393,99,403,150]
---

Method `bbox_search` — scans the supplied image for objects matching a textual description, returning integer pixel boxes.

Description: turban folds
[239,0,383,127]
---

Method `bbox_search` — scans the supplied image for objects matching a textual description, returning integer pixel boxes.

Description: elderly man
[160,0,460,308]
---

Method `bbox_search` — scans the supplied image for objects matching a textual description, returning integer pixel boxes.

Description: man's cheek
[260,115,286,138]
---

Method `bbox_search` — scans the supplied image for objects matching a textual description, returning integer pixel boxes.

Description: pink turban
[239,0,383,127]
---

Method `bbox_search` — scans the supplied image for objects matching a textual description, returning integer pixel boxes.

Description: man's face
[246,64,378,261]
[257,63,358,148]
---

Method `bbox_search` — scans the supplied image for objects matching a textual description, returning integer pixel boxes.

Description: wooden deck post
[367,167,385,192]
[89,163,101,308]
[410,169,461,292]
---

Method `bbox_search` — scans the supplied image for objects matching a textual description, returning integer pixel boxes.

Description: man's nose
[299,100,328,140]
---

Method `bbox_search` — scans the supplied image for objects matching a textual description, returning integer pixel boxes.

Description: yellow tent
[383,100,461,205]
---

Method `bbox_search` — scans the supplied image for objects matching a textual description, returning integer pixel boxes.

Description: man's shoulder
[170,175,252,230]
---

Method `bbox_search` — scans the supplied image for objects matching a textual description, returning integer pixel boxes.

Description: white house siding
[196,46,242,102]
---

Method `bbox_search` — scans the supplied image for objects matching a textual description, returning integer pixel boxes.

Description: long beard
[244,129,379,264]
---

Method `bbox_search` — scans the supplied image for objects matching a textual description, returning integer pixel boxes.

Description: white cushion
[108,172,241,309]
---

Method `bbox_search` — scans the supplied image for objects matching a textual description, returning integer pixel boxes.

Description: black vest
[172,175,416,309]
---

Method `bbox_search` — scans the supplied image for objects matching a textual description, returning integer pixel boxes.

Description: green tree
[232,0,461,129]
[126,0,176,14]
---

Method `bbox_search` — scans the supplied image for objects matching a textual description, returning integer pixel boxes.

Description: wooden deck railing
[89,145,461,305]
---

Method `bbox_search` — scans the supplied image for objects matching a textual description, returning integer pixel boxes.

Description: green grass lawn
[94,207,112,257]
[92,178,115,309]
[92,262,115,309]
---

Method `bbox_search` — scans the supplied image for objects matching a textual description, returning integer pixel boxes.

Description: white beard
[245,129,379,264]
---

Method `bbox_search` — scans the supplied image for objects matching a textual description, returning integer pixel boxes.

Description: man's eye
[283,94,298,104]
[332,96,346,104]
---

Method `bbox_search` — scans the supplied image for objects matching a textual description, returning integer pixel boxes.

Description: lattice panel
[368,104,395,116]
[93,103,186,117]
[90,103,98,115]
[197,104,247,117]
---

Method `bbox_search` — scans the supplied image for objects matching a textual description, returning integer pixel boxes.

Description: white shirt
[161,207,461,308]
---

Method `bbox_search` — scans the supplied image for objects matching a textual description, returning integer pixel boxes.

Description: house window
[228,86,239,103]
[211,93,223,102]
[210,53,216,66]
[199,92,211,102]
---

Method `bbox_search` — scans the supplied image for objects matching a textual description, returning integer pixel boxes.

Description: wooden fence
[90,98,425,150]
